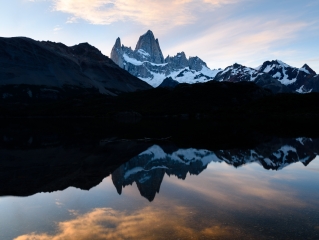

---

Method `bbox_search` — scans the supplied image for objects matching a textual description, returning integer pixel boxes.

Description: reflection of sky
[1,0,319,71]
[1,157,318,239]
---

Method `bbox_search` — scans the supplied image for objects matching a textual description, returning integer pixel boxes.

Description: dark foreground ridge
[0,36,151,97]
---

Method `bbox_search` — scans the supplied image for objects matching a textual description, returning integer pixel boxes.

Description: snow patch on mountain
[123,53,143,66]
[139,67,219,87]
[296,85,312,93]
[137,49,150,57]
[299,67,310,74]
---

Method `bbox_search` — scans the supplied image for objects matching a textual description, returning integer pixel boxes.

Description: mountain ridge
[110,31,318,93]
[0,36,152,99]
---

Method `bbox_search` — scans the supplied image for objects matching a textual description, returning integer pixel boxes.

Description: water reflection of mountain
[0,127,318,198]
[112,138,318,201]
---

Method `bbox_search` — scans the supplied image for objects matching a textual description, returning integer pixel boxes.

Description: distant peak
[141,30,154,38]
[275,59,290,67]
[135,30,164,64]
[301,63,316,75]
[114,37,121,48]
[233,63,242,68]
[146,30,154,35]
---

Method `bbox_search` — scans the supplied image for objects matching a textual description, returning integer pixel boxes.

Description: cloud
[14,206,251,240]
[53,26,62,31]
[55,201,64,206]
[306,0,319,6]
[165,17,310,68]
[50,0,244,27]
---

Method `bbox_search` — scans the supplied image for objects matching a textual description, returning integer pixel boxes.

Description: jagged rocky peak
[109,30,221,87]
[135,30,164,64]
[110,37,124,68]
[114,37,121,48]
[189,56,208,71]
[300,64,316,75]
[165,52,189,68]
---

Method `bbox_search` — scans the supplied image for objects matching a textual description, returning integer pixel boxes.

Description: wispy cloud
[53,25,62,34]
[306,0,319,7]
[165,17,311,68]
[50,0,245,27]
[53,26,62,31]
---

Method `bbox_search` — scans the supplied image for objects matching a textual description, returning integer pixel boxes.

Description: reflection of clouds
[14,206,251,240]
[55,202,64,207]
[166,166,306,210]
[306,168,319,172]
[68,210,79,216]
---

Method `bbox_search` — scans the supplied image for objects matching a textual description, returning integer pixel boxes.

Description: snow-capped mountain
[112,138,318,201]
[110,30,318,93]
[214,63,261,82]
[259,60,315,85]
[110,30,220,87]
[214,60,318,93]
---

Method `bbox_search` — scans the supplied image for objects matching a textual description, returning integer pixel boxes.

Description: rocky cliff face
[110,30,220,87]
[0,37,151,98]
[135,30,165,64]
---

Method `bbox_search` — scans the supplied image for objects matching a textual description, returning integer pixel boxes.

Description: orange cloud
[14,206,252,240]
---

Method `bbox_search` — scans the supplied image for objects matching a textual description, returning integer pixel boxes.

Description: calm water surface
[1,134,319,239]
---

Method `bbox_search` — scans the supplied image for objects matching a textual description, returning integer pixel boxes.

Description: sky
[1,0,319,71]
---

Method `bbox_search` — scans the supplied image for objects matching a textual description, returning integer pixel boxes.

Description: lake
[0,119,319,239]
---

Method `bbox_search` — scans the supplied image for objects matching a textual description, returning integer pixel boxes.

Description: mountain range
[111,30,319,93]
[0,31,318,107]
[0,32,318,98]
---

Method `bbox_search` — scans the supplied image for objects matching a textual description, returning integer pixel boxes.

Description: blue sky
[1,0,319,71]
